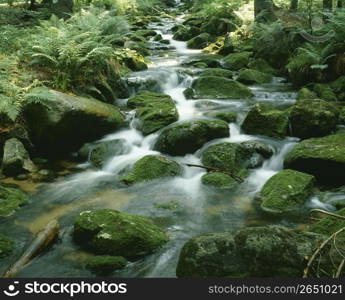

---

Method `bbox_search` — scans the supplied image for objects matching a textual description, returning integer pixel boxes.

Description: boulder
[24,90,126,157]
[222,52,252,71]
[187,33,212,49]
[201,172,238,189]
[237,69,272,84]
[241,104,289,139]
[289,99,339,139]
[296,87,317,102]
[154,120,229,156]
[206,111,237,123]
[188,76,253,99]
[312,84,337,102]
[173,25,200,41]
[218,36,234,55]
[248,58,276,75]
[198,68,234,79]
[258,169,315,215]
[127,91,178,135]
[240,141,274,159]
[0,184,28,217]
[284,132,345,186]
[2,138,36,176]
[73,209,168,259]
[201,16,239,36]
[121,155,182,185]
[0,233,14,258]
[181,54,222,68]
[85,255,127,276]
[176,225,323,277]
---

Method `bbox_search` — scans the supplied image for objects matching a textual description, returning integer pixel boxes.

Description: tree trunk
[254,0,277,23]
[338,0,343,8]
[323,0,333,9]
[43,0,73,19]
[290,0,298,10]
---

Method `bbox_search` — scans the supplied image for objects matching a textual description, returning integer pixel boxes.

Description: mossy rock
[154,120,229,156]
[248,59,276,75]
[289,99,339,139]
[135,29,157,38]
[339,107,345,124]
[127,91,178,135]
[309,208,345,235]
[330,75,345,95]
[173,25,200,41]
[0,233,14,258]
[198,68,234,79]
[237,69,272,85]
[189,76,253,100]
[201,172,238,189]
[259,169,315,215]
[241,103,289,139]
[206,111,237,123]
[201,142,251,175]
[0,184,28,217]
[240,141,274,159]
[296,88,317,102]
[312,83,338,102]
[85,255,127,276]
[201,16,239,36]
[187,33,212,49]
[181,54,222,68]
[284,132,345,186]
[73,209,168,259]
[120,155,182,185]
[222,52,252,71]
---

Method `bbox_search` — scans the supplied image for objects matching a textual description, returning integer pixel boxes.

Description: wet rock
[198,68,234,79]
[2,138,37,176]
[0,233,14,258]
[0,184,28,217]
[284,132,345,186]
[173,25,200,41]
[134,29,157,38]
[188,76,253,99]
[121,155,182,185]
[289,99,339,139]
[187,33,213,49]
[218,36,234,55]
[89,139,128,168]
[73,209,168,259]
[241,104,289,139]
[154,120,229,156]
[258,169,315,215]
[241,141,274,159]
[176,225,324,277]
[85,255,127,276]
[24,90,126,157]
[206,111,237,123]
[153,34,163,41]
[201,172,238,189]
[222,52,252,71]
[127,91,178,135]
[309,208,345,235]
[237,69,272,84]
[181,54,222,68]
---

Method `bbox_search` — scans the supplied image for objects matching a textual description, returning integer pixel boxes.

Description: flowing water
[0,14,335,278]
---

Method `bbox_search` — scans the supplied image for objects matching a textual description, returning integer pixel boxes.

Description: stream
[0,11,337,278]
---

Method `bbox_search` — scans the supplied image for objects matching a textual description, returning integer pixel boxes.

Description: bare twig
[310,209,345,220]
[335,259,345,278]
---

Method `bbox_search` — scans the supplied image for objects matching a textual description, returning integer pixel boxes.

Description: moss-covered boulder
[181,54,222,68]
[154,120,229,156]
[222,52,252,71]
[296,87,317,102]
[284,132,345,185]
[201,172,238,189]
[0,233,14,258]
[127,91,178,135]
[330,75,345,96]
[173,25,200,41]
[248,58,276,75]
[176,225,323,277]
[312,84,338,102]
[241,141,274,159]
[289,99,339,139]
[187,33,212,49]
[73,209,168,259]
[89,139,128,168]
[24,90,126,157]
[241,104,289,139]
[0,184,28,217]
[309,208,345,235]
[201,142,251,176]
[339,107,345,124]
[258,169,315,215]
[206,111,237,123]
[85,255,127,276]
[121,155,182,185]
[237,69,272,85]
[188,76,253,100]
[198,68,234,79]
[201,15,240,36]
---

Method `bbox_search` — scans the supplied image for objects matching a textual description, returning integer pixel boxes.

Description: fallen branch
[310,209,345,220]
[335,259,345,278]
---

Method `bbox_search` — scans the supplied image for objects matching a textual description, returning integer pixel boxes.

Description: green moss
[296,88,317,102]
[190,76,253,99]
[248,59,276,75]
[154,120,229,156]
[85,255,127,276]
[201,172,238,189]
[206,111,237,123]
[309,208,345,235]
[127,91,178,135]
[259,169,315,215]
[74,209,168,259]
[237,69,272,85]
[154,201,180,210]
[181,54,222,68]
[222,52,252,71]
[312,84,338,102]
[0,233,14,258]
[198,68,234,79]
[173,25,200,41]
[339,107,345,124]
[187,33,212,49]
[121,155,182,185]
[241,103,289,139]
[0,185,28,217]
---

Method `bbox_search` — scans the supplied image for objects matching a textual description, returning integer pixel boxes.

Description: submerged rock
[0,184,28,217]
[284,132,345,186]
[0,233,14,258]
[73,209,168,259]
[222,52,252,70]
[85,255,127,276]
[241,104,289,139]
[201,172,238,189]
[258,169,315,215]
[154,120,229,156]
[188,76,253,99]
[289,99,339,139]
[237,69,272,84]
[176,225,323,277]
[2,138,36,176]
[121,155,182,185]
[127,91,178,135]
[24,90,126,157]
